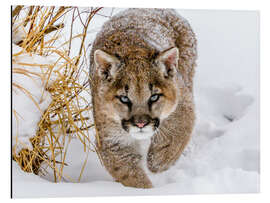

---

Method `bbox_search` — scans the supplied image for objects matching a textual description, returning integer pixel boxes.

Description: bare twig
[12,5,24,18]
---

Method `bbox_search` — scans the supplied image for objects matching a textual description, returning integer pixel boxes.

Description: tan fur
[90,8,197,188]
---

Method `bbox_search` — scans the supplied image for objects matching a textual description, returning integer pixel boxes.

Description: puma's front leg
[98,141,153,188]
[147,134,191,173]
[148,104,194,173]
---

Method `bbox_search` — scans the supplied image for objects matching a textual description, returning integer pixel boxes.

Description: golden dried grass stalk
[12,6,103,182]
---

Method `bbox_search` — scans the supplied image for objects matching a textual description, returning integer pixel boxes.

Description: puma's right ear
[156,47,179,79]
[94,49,120,81]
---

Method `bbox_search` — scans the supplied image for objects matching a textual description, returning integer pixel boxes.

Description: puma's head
[93,47,183,140]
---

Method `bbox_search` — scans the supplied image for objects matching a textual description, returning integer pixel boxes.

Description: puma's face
[93,47,181,140]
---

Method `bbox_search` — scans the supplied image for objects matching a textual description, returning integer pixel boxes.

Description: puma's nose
[135,122,147,128]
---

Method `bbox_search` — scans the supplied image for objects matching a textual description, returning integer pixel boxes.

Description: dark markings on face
[149,83,153,91]
[125,84,129,94]
[124,85,132,111]
[121,119,129,131]
[127,100,132,111]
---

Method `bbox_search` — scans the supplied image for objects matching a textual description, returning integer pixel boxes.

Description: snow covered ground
[12,8,260,198]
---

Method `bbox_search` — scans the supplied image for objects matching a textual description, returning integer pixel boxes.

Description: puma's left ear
[156,47,179,78]
[94,49,120,81]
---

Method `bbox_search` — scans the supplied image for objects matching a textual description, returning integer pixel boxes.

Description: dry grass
[12,5,103,182]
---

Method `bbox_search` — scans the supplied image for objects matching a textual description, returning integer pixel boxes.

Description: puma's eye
[150,94,160,102]
[119,96,130,104]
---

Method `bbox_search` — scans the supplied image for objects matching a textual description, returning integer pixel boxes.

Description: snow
[12,44,54,154]
[12,8,259,197]
[12,22,26,44]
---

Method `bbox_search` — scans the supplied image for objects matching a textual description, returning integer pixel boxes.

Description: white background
[2,0,269,202]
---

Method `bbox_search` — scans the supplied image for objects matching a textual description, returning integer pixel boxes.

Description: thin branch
[12,5,24,18]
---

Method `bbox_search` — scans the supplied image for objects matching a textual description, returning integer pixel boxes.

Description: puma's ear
[94,49,120,81]
[156,47,179,78]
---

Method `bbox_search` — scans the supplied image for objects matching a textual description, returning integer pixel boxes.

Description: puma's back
[90,8,197,188]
